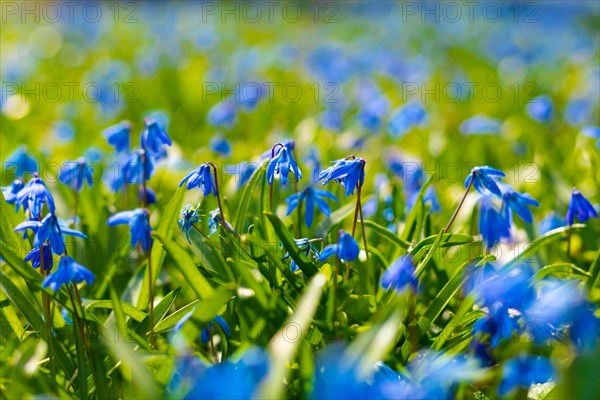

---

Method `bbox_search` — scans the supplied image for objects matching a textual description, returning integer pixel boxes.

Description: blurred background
[1,1,599,212]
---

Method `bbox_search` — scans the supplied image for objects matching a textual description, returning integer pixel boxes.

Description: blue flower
[460,115,501,135]
[498,355,554,397]
[319,157,366,196]
[283,238,321,273]
[59,157,94,192]
[526,95,553,122]
[140,186,156,205]
[200,315,231,343]
[15,174,55,218]
[179,204,200,243]
[42,256,95,291]
[179,163,216,196]
[267,145,302,185]
[380,255,417,292]
[237,162,259,187]
[468,264,534,311]
[523,280,598,349]
[1,179,24,203]
[107,208,152,251]
[581,125,600,148]
[473,303,519,347]
[141,117,172,160]
[319,230,359,262]
[478,197,511,250]
[464,166,505,197]
[406,186,441,213]
[102,121,131,153]
[380,350,484,400]
[207,100,237,129]
[320,104,345,132]
[170,347,270,399]
[311,344,385,400]
[565,98,591,125]
[388,101,427,137]
[4,147,38,177]
[285,187,337,228]
[538,211,565,235]
[209,134,231,157]
[581,125,600,139]
[111,149,154,192]
[14,213,87,255]
[566,188,598,225]
[499,183,539,224]
[24,243,53,271]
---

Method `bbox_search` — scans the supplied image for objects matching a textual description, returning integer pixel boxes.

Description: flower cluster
[3,154,94,291]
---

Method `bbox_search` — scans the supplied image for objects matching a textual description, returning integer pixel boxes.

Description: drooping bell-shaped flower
[107,208,152,251]
[318,230,360,262]
[15,173,55,218]
[179,163,216,196]
[285,187,337,228]
[42,256,95,291]
[566,188,598,225]
[59,157,94,192]
[319,157,366,196]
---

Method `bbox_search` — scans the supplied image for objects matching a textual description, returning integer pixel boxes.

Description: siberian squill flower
[498,355,554,397]
[169,347,270,399]
[285,187,338,228]
[15,173,55,218]
[14,213,86,255]
[179,204,201,242]
[1,179,24,203]
[498,183,539,224]
[319,157,365,196]
[566,188,598,225]
[141,117,172,160]
[380,255,418,292]
[267,145,302,185]
[526,95,553,122]
[4,147,37,177]
[102,121,131,153]
[107,208,152,251]
[478,196,511,250]
[42,256,95,291]
[538,211,565,235]
[318,230,360,262]
[284,238,321,273]
[464,166,505,197]
[24,243,53,271]
[59,157,94,192]
[179,163,216,196]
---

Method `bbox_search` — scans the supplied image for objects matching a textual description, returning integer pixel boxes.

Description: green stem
[40,248,56,387]
[444,179,473,233]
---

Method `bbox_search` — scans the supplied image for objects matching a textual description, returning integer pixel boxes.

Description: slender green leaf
[258,274,327,399]
[0,270,43,331]
[418,257,481,332]
[235,162,266,232]
[363,220,410,249]
[83,299,147,322]
[532,263,591,281]
[154,232,214,299]
[505,224,585,266]
[400,176,433,242]
[153,299,199,333]
[135,287,180,337]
